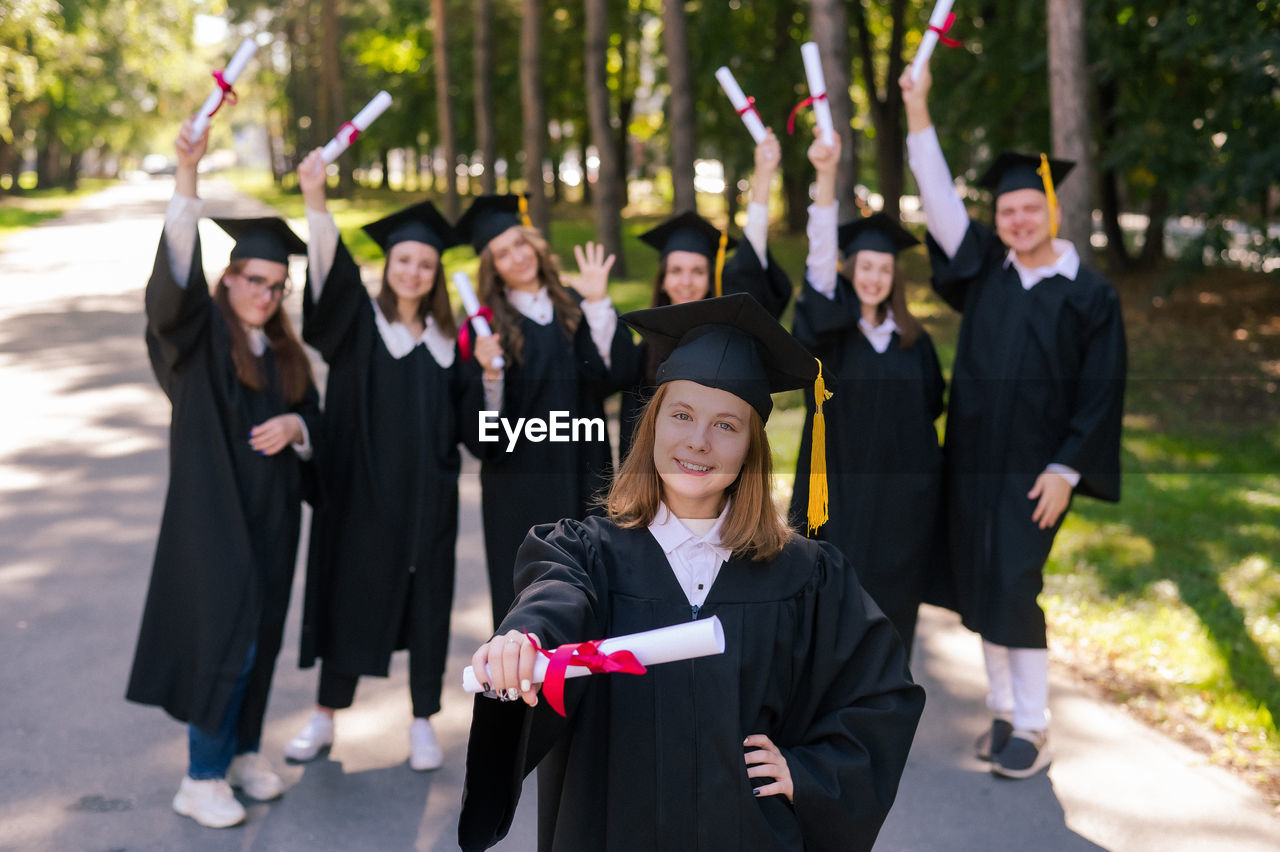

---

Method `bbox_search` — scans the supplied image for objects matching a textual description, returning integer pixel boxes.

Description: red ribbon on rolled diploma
[458,305,496,362]
[786,92,827,135]
[338,121,361,146]
[209,70,238,117]
[929,13,963,48]
[530,633,647,716]
[737,96,760,120]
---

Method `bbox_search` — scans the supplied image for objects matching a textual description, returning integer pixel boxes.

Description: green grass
[0,178,113,247]
[232,176,1280,798]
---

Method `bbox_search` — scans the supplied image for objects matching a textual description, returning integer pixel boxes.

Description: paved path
[1,179,1277,851]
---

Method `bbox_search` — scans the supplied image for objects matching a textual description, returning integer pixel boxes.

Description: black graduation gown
[127,232,319,744]
[788,276,945,652]
[474,295,633,628]
[617,247,793,459]
[928,221,1126,648]
[459,517,925,852]
[298,243,484,710]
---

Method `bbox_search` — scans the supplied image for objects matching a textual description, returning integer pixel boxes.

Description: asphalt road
[1,177,1276,851]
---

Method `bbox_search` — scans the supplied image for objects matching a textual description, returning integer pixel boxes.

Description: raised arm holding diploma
[716,67,768,144]
[910,0,958,82]
[321,90,392,164]
[190,37,258,139]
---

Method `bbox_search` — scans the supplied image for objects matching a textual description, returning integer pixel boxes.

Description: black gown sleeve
[145,231,212,396]
[780,543,926,852]
[791,274,859,355]
[926,219,999,313]
[459,519,607,851]
[1053,282,1127,502]
[917,331,947,422]
[722,244,794,320]
[301,239,365,361]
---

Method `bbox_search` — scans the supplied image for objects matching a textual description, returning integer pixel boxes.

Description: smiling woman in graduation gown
[127,211,318,752]
[291,160,490,766]
[456,195,636,629]
[460,294,924,852]
[789,205,945,654]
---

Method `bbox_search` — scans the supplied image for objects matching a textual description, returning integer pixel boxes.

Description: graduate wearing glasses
[127,120,319,828]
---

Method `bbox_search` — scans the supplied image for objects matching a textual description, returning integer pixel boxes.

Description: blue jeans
[188,643,258,779]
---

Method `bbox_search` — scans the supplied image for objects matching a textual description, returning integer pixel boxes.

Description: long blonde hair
[477,225,582,366]
[606,383,790,561]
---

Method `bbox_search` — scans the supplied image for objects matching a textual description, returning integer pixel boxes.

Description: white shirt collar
[1004,238,1080,289]
[858,308,899,354]
[371,298,457,366]
[246,327,268,357]
[648,501,732,564]
[507,285,554,325]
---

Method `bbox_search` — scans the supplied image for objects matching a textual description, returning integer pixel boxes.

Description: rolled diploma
[800,42,835,146]
[191,38,258,139]
[910,0,957,81]
[715,67,768,144]
[321,90,393,164]
[463,615,726,694]
[451,271,505,370]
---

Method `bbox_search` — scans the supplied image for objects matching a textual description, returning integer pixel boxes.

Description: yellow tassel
[518,194,532,228]
[1038,153,1058,239]
[714,230,728,298]
[806,358,832,534]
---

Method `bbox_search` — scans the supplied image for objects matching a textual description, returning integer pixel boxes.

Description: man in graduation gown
[902,63,1126,779]
[459,294,924,851]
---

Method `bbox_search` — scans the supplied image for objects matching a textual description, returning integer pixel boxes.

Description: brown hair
[213,260,314,405]
[374,255,457,337]
[605,383,791,561]
[477,225,582,367]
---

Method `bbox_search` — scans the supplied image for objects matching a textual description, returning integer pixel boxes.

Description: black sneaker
[974,718,1014,761]
[992,729,1052,779]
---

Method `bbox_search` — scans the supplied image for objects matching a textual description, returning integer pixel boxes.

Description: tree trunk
[432,0,460,218]
[1047,0,1092,247]
[474,0,497,194]
[810,0,858,212]
[662,0,696,212]
[320,0,351,196]
[1138,186,1168,267]
[1095,77,1134,269]
[379,148,391,189]
[521,0,550,234]
[586,0,626,272]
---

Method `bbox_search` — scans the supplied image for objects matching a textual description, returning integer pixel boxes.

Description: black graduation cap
[622,292,816,422]
[838,212,920,257]
[977,151,1075,199]
[212,217,307,265]
[638,211,739,261]
[361,199,457,254]
[455,194,531,254]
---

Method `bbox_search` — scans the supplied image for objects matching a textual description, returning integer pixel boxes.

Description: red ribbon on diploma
[529,633,647,717]
[338,121,361,146]
[458,305,495,363]
[929,13,963,48]
[786,92,827,135]
[737,96,761,122]
[209,70,238,117]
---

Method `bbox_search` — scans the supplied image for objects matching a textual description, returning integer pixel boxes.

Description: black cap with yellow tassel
[455,193,533,255]
[639,211,740,302]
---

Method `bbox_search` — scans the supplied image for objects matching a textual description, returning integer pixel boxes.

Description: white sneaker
[226,752,284,801]
[409,718,443,771]
[284,711,334,763]
[172,777,246,828]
